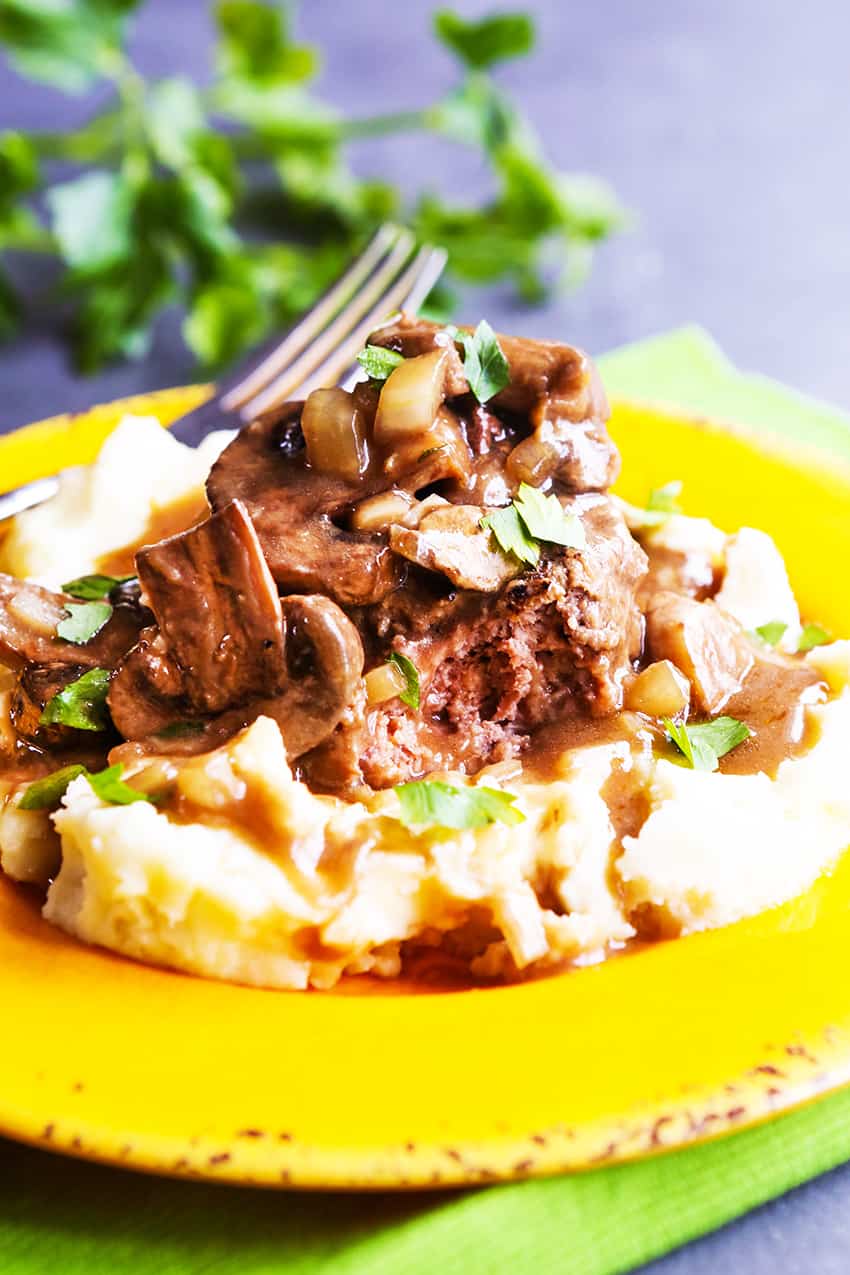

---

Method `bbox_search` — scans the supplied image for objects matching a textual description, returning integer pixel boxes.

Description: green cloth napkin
[2,327,850,1275]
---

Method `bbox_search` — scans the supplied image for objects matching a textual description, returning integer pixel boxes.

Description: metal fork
[0,224,447,521]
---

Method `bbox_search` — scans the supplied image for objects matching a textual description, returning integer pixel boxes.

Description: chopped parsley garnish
[481,482,585,567]
[62,573,134,601]
[513,484,586,549]
[20,761,155,810]
[753,620,789,647]
[56,601,112,644]
[662,715,751,773]
[356,345,405,381]
[647,480,683,515]
[85,764,155,806]
[39,667,112,732]
[154,719,207,739]
[388,652,420,711]
[395,780,525,830]
[450,319,510,403]
[797,623,831,652]
[18,764,87,811]
[481,503,539,565]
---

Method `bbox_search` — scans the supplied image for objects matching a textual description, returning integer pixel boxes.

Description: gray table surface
[2,1,850,1269]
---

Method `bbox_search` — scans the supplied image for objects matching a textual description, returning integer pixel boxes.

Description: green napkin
[2,327,850,1275]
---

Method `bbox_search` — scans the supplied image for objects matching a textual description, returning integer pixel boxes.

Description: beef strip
[109,500,365,761]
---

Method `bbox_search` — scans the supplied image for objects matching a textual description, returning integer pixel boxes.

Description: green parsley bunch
[0,2,626,374]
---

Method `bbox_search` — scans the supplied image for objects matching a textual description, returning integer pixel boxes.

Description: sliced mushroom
[0,573,143,672]
[389,505,521,592]
[368,314,616,492]
[260,595,364,758]
[207,405,405,607]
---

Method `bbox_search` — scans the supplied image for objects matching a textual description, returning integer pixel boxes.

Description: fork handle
[0,475,61,523]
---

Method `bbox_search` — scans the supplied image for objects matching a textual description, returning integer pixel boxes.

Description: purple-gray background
[1,0,850,430]
[2,2,850,1270]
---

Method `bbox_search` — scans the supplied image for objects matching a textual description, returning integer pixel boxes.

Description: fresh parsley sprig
[39,667,112,731]
[481,482,585,566]
[663,715,751,773]
[56,600,112,644]
[388,651,420,711]
[19,760,155,810]
[395,779,525,830]
[0,3,625,372]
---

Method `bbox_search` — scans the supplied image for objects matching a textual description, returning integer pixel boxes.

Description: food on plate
[0,315,848,990]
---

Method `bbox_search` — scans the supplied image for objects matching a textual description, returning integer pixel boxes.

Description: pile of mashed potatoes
[1,417,849,990]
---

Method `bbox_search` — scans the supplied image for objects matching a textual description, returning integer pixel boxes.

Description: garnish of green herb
[39,667,112,732]
[0,4,624,373]
[662,716,752,773]
[56,601,112,644]
[154,719,207,740]
[85,763,155,806]
[18,764,87,811]
[388,651,420,711]
[752,619,789,647]
[481,481,585,567]
[797,623,831,652]
[356,345,405,381]
[457,319,510,403]
[62,573,134,601]
[18,760,154,810]
[647,480,683,515]
[395,780,525,830]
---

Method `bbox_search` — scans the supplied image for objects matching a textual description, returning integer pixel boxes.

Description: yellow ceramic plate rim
[0,388,849,1190]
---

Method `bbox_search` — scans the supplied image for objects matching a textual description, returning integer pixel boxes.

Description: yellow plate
[1,389,849,1190]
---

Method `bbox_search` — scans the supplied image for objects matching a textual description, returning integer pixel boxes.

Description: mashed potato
[1,419,849,990]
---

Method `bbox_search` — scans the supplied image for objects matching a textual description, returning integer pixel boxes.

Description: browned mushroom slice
[259,595,365,759]
[367,314,617,492]
[389,505,520,592]
[0,573,144,672]
[207,406,405,608]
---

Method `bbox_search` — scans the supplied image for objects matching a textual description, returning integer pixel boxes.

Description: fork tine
[220,223,403,413]
[324,247,449,398]
[241,229,419,418]
[247,244,448,415]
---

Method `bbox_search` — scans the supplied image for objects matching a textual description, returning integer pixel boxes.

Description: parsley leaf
[753,620,789,647]
[18,764,87,811]
[388,652,420,711]
[45,170,134,273]
[356,345,405,381]
[663,716,752,773]
[797,624,831,653]
[481,484,585,565]
[481,504,539,566]
[86,763,154,806]
[647,480,683,515]
[216,0,317,87]
[460,319,510,403]
[62,573,134,600]
[56,601,113,645]
[514,483,586,550]
[433,11,535,70]
[395,780,525,830]
[39,668,112,732]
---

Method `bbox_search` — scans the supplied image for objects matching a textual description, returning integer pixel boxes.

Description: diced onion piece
[384,406,471,484]
[350,490,414,532]
[505,433,559,486]
[625,660,691,718]
[301,387,370,482]
[365,661,407,705]
[0,690,16,755]
[9,587,62,635]
[374,349,448,445]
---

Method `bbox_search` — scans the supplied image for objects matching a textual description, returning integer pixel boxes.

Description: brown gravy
[97,493,209,576]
